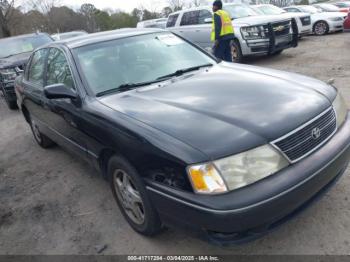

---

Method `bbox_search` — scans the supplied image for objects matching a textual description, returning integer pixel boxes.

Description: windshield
[336,2,350,7]
[317,4,340,11]
[73,33,216,95]
[256,5,285,15]
[0,34,52,58]
[224,4,260,19]
[299,6,320,13]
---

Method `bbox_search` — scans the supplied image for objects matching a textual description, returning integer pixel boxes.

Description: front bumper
[241,19,298,56]
[328,20,344,32]
[146,112,350,245]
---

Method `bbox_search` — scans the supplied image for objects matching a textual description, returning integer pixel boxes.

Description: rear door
[22,49,49,131]
[172,10,212,49]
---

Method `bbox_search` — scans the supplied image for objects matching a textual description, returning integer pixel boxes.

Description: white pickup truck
[166,3,298,62]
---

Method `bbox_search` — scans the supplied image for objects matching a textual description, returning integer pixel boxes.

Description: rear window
[166,14,179,27]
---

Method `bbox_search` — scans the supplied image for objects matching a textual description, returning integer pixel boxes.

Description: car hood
[279,12,310,18]
[234,14,291,26]
[98,63,335,160]
[312,11,346,19]
[0,52,31,69]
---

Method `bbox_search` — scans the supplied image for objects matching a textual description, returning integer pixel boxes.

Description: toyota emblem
[311,127,321,140]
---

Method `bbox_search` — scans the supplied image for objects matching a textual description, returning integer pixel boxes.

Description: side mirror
[44,83,77,99]
[204,18,213,23]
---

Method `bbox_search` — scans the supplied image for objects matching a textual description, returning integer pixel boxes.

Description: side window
[27,49,47,87]
[46,48,75,90]
[166,14,179,27]
[180,11,200,26]
[198,10,212,24]
[285,8,300,12]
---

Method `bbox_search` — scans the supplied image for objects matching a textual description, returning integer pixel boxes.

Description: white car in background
[283,5,346,35]
[313,3,342,12]
[51,31,88,41]
[137,18,168,29]
[252,4,312,37]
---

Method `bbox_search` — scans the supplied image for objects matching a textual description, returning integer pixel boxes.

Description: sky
[60,0,170,12]
[17,0,214,13]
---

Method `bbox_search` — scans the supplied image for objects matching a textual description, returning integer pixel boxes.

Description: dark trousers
[214,39,232,62]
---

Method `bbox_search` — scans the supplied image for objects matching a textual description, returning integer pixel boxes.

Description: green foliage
[110,11,138,29]
[1,1,171,37]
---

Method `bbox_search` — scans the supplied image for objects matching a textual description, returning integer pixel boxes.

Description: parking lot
[0,32,350,255]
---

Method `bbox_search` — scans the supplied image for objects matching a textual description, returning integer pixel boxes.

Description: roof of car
[49,28,164,49]
[168,3,246,15]
[0,32,50,42]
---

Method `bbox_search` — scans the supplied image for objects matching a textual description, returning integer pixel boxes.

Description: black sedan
[0,33,53,109]
[15,29,350,244]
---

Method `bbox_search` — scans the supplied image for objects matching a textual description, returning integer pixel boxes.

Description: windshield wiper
[96,64,214,97]
[156,63,213,80]
[96,79,167,97]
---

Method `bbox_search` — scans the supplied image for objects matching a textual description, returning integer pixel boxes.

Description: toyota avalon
[15,29,350,244]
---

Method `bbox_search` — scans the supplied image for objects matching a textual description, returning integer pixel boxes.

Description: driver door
[41,47,88,160]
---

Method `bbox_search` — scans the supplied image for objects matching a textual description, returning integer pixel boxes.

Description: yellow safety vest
[211,10,234,42]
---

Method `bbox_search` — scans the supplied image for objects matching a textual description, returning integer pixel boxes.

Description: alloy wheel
[314,22,327,35]
[113,169,145,225]
[231,45,238,61]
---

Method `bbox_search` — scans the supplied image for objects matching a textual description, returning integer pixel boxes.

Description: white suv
[166,4,298,63]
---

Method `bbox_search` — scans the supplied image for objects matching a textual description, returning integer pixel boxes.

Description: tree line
[0,0,204,38]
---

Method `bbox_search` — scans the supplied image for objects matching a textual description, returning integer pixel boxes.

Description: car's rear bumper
[146,113,350,245]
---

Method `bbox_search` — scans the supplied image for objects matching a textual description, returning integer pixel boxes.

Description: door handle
[195,30,201,32]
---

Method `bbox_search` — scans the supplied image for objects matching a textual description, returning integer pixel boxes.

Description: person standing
[211,0,235,62]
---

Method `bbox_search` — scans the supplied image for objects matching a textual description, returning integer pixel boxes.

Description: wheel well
[22,105,30,123]
[313,20,329,31]
[98,149,118,180]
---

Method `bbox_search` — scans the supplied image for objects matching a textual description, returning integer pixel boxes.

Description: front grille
[300,16,311,26]
[272,21,291,36]
[272,108,337,162]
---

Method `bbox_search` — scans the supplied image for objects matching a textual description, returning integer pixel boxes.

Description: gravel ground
[0,32,349,255]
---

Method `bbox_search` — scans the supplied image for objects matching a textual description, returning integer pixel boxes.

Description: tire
[1,88,18,110]
[230,40,244,63]
[29,114,55,148]
[6,99,18,110]
[108,155,162,236]
[269,50,283,56]
[313,21,329,36]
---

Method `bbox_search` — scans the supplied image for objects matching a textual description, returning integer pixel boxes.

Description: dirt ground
[0,32,350,255]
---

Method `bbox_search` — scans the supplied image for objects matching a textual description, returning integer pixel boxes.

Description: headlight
[187,163,227,194]
[329,17,342,21]
[187,145,289,194]
[332,91,348,128]
[240,26,266,40]
[0,68,17,82]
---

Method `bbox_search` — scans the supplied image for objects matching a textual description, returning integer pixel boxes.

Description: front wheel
[108,155,162,236]
[313,21,329,36]
[231,40,244,63]
[29,116,55,148]
[269,50,283,56]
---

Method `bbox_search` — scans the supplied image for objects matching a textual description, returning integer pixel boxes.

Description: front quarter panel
[79,97,208,191]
